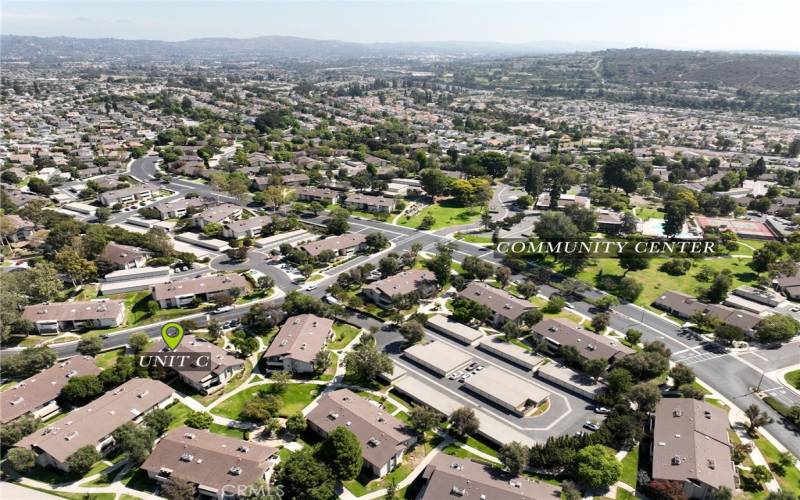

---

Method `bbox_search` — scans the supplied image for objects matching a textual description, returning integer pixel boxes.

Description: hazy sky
[2,1,798,51]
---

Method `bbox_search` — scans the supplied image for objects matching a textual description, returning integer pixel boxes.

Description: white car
[305,284,318,291]
[212,305,233,314]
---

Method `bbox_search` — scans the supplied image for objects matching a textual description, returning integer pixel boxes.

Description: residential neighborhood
[1,9,799,500]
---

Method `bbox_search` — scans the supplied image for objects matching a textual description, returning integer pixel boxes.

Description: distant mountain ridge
[0,34,618,60]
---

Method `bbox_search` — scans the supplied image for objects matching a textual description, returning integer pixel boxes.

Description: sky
[2,0,799,52]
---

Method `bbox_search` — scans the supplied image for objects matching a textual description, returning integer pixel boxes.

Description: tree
[242,395,281,424]
[766,492,798,500]
[313,349,331,374]
[143,408,173,435]
[629,382,662,413]
[113,422,156,464]
[66,445,101,475]
[344,339,392,383]
[129,332,150,354]
[663,201,688,238]
[271,370,291,393]
[499,441,528,475]
[714,323,745,344]
[606,368,634,398]
[257,275,275,291]
[669,364,695,387]
[755,314,800,344]
[285,411,307,436]
[535,211,579,242]
[26,262,64,303]
[516,280,539,299]
[275,448,336,500]
[161,478,197,500]
[495,266,512,288]
[751,464,772,485]
[399,320,425,346]
[317,427,363,481]
[625,328,643,345]
[3,346,57,378]
[409,405,442,435]
[561,480,582,500]
[61,375,104,405]
[365,232,389,252]
[572,444,622,489]
[76,337,103,356]
[449,407,479,438]
[185,411,213,429]
[426,250,452,286]
[591,312,610,333]
[325,210,350,235]
[6,447,36,472]
[55,248,97,286]
[231,330,259,357]
[584,358,608,381]
[704,271,732,303]
[618,244,650,275]
[0,417,39,452]
[744,404,773,435]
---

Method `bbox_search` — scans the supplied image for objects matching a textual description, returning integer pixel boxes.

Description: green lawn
[319,352,339,382]
[753,434,800,496]
[329,322,361,349]
[619,445,639,488]
[576,255,758,308]
[442,443,497,465]
[211,383,322,420]
[209,423,248,439]
[94,347,126,369]
[785,369,800,390]
[14,484,114,500]
[398,200,482,230]
[530,296,585,324]
[456,233,494,244]
[461,434,500,458]
[165,401,195,429]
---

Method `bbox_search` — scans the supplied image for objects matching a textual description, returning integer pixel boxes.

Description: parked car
[213,305,234,314]
[593,406,610,414]
[584,421,601,431]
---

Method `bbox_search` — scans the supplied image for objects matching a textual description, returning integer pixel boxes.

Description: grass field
[753,434,800,497]
[398,200,482,230]
[94,348,126,369]
[329,322,360,349]
[577,255,758,308]
[530,296,585,324]
[785,369,800,390]
[619,445,639,488]
[211,383,322,419]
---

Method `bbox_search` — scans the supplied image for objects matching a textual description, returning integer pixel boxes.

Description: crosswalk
[672,349,730,366]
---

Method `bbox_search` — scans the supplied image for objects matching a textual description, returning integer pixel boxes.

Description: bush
[66,445,101,475]
[659,258,693,275]
[6,447,36,472]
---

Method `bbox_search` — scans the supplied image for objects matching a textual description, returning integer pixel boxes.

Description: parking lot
[376,324,602,441]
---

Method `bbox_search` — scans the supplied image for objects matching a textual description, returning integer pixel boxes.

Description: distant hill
[0,34,614,61]
[598,48,800,91]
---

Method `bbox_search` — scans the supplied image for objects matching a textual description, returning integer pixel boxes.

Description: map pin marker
[161,322,184,351]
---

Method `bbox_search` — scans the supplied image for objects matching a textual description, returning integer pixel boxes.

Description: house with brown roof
[458,281,535,326]
[97,184,154,207]
[531,318,635,363]
[151,274,248,308]
[295,186,339,205]
[363,269,438,308]
[21,299,126,334]
[0,356,100,425]
[775,272,800,301]
[147,335,244,394]
[650,399,736,498]
[16,378,174,471]
[141,426,277,499]
[417,454,561,500]
[652,291,763,335]
[306,389,416,477]
[0,214,35,242]
[299,233,367,258]
[344,193,396,213]
[221,215,272,240]
[192,203,242,228]
[264,314,334,373]
[100,242,148,270]
[151,197,207,219]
